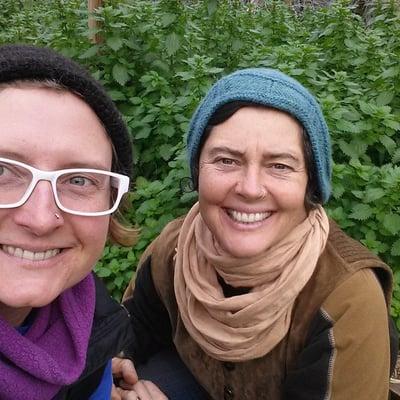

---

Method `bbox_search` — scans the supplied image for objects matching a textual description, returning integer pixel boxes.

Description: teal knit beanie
[187,68,332,203]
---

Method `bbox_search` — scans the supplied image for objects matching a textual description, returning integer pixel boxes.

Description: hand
[112,380,168,400]
[112,357,138,389]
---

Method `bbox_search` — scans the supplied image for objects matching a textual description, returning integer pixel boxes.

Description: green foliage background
[2,0,400,326]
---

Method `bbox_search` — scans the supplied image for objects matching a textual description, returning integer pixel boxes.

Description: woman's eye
[69,176,92,186]
[220,158,235,165]
[272,163,290,170]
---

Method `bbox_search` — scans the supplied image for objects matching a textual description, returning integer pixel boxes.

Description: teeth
[2,245,60,261]
[228,210,271,223]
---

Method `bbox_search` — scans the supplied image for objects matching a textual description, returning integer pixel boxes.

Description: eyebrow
[0,150,110,170]
[205,146,302,163]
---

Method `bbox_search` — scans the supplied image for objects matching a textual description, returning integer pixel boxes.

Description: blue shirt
[89,360,113,399]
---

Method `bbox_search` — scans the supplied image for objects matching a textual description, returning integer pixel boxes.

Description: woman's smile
[1,244,61,261]
[226,208,272,224]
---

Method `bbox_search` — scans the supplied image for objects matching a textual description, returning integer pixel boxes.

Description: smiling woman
[122,68,397,400]
[0,45,137,400]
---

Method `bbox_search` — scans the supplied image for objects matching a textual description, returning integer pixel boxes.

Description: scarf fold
[174,202,329,362]
[0,273,96,400]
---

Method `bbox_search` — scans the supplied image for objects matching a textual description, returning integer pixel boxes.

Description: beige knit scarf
[174,202,329,362]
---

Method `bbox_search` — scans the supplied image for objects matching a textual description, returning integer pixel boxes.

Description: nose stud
[54,212,60,220]
[258,188,267,199]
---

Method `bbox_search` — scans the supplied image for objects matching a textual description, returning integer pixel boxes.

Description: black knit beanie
[0,44,132,176]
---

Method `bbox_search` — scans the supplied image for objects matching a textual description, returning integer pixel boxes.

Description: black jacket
[56,275,134,399]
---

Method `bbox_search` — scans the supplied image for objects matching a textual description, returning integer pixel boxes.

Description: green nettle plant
[2,0,400,325]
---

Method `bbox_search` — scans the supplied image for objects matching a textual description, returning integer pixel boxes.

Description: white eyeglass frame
[0,157,130,216]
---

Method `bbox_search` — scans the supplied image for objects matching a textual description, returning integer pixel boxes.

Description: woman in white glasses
[0,44,148,400]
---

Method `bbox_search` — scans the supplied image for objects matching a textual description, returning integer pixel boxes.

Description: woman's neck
[0,302,32,327]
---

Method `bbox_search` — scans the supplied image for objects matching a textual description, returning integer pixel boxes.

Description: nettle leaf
[159,144,174,161]
[380,135,396,155]
[342,110,361,122]
[392,239,400,257]
[106,36,123,51]
[338,139,366,159]
[108,90,126,101]
[364,188,385,203]
[349,204,373,220]
[383,213,400,235]
[165,33,180,56]
[78,45,99,59]
[381,66,399,79]
[161,125,175,138]
[383,119,400,130]
[393,148,400,164]
[344,37,358,50]
[359,100,375,115]
[112,63,129,85]
[135,126,151,140]
[160,13,176,27]
[376,91,394,107]
[336,120,359,133]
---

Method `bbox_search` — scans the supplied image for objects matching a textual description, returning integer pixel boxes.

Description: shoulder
[321,268,387,326]
[319,219,393,306]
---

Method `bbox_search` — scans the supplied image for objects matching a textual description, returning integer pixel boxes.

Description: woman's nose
[234,167,267,200]
[12,181,64,235]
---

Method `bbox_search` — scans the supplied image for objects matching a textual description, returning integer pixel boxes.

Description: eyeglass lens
[0,160,116,213]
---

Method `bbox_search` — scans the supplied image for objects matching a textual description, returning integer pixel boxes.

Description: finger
[119,389,142,400]
[131,380,152,400]
[112,357,125,376]
[112,357,138,384]
[133,380,168,400]
[111,384,122,400]
[141,380,168,399]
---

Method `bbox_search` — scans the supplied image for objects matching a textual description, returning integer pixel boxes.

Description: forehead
[202,106,304,157]
[0,86,112,169]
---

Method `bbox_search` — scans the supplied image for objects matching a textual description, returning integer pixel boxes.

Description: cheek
[79,217,110,256]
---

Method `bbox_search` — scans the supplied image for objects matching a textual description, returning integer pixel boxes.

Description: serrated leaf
[135,126,151,139]
[162,125,175,137]
[165,33,180,56]
[364,188,385,203]
[349,204,373,220]
[336,120,358,133]
[159,144,174,161]
[344,38,358,49]
[381,67,399,79]
[161,13,176,27]
[392,239,400,257]
[359,101,375,115]
[108,90,126,101]
[112,63,129,85]
[376,91,394,106]
[383,213,400,234]
[79,45,99,59]
[383,119,400,130]
[393,148,400,164]
[96,267,111,278]
[380,135,396,154]
[106,36,123,51]
[232,39,244,51]
[342,110,360,122]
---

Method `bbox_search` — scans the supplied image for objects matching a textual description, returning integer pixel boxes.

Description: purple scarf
[0,273,95,400]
